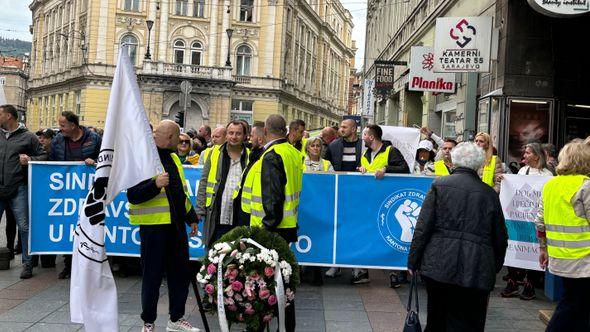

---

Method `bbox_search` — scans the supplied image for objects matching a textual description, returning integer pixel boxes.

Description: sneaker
[58,267,71,279]
[389,273,401,288]
[501,279,520,298]
[325,267,342,278]
[351,271,370,285]
[20,264,33,279]
[519,282,536,301]
[142,322,155,332]
[166,318,201,331]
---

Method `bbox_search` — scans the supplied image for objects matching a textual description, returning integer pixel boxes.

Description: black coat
[407,167,508,291]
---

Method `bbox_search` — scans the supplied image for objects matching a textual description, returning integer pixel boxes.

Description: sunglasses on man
[180,140,191,144]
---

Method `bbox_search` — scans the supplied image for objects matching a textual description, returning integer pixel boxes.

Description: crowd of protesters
[2,100,590,331]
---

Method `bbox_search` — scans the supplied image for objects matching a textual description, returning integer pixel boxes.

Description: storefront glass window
[506,99,552,169]
[442,110,457,139]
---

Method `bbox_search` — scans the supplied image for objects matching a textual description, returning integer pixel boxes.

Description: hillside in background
[0,37,32,57]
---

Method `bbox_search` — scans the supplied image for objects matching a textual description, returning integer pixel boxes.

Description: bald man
[320,126,338,158]
[127,120,200,331]
[198,126,226,165]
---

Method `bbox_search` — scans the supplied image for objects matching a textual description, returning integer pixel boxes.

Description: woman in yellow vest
[537,142,590,332]
[303,137,334,172]
[475,132,504,193]
[301,137,334,285]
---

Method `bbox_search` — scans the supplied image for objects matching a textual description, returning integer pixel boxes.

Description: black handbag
[403,273,422,332]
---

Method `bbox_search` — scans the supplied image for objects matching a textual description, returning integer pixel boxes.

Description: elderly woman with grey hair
[408,142,508,332]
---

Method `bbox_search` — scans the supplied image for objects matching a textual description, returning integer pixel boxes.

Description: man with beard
[197,121,250,248]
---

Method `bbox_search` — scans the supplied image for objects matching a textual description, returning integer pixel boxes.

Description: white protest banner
[409,46,456,93]
[380,126,421,171]
[500,174,552,271]
[434,17,493,73]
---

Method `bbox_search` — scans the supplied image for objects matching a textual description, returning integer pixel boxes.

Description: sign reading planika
[408,46,456,93]
[374,65,394,93]
[434,17,493,73]
[527,0,590,17]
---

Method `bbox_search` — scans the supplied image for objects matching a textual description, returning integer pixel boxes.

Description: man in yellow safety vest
[127,120,199,332]
[287,119,307,156]
[433,138,457,176]
[243,114,302,332]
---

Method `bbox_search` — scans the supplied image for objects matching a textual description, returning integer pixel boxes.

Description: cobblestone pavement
[0,220,555,331]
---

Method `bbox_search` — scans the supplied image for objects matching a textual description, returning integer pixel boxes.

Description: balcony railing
[141,61,233,81]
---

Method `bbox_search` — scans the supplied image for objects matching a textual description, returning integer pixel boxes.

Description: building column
[157,0,170,62]
[208,0,219,66]
[263,1,277,76]
[218,0,231,66]
[147,0,157,59]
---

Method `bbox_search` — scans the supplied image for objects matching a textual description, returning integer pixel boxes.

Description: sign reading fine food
[374,65,395,94]
[434,16,493,73]
[408,46,456,93]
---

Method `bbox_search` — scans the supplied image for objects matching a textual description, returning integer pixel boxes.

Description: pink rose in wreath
[227,268,239,280]
[250,272,261,281]
[205,284,214,294]
[231,281,243,292]
[268,295,277,306]
[259,288,270,300]
[264,267,275,277]
[207,264,216,275]
[263,314,273,322]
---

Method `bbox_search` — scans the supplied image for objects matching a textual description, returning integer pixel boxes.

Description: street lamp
[225,28,234,67]
[145,19,154,60]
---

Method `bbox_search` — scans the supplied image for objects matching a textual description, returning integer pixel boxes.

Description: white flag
[380,126,421,171]
[70,48,162,331]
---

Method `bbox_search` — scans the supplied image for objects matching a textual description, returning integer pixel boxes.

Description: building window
[174,40,186,64]
[176,0,188,15]
[124,0,139,11]
[194,0,205,17]
[236,45,252,76]
[0,77,5,85]
[191,42,203,65]
[442,110,457,139]
[239,0,254,22]
[75,91,81,116]
[121,34,138,64]
[231,99,253,124]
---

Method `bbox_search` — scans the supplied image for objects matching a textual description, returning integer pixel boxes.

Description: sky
[0,0,366,69]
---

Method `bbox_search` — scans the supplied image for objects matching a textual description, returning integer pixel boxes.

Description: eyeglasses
[180,140,191,144]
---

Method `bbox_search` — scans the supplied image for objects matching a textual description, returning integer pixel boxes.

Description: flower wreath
[197,226,300,331]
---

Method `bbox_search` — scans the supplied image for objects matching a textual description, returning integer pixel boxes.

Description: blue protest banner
[292,173,336,266]
[29,163,435,269]
[335,174,433,269]
[29,163,206,258]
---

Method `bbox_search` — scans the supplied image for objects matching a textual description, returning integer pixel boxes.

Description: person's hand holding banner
[539,247,548,270]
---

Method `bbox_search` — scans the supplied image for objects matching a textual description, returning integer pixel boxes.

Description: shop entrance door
[564,104,590,143]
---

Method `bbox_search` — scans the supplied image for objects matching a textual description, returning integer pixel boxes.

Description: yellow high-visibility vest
[434,160,450,176]
[543,175,590,260]
[360,146,391,172]
[129,153,193,225]
[248,142,303,229]
[205,145,249,207]
[482,155,497,187]
[202,147,214,165]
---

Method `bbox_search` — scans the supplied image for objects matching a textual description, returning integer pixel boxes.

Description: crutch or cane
[191,262,211,332]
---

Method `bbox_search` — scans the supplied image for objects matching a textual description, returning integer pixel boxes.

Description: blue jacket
[49,126,101,161]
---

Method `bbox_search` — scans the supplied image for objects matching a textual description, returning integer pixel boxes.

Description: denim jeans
[0,185,31,265]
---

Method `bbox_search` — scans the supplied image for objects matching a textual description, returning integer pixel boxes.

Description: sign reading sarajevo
[434,16,493,73]
[408,46,456,93]
[374,65,395,94]
[527,0,590,17]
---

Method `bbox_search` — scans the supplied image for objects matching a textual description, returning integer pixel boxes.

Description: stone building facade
[27,0,355,131]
